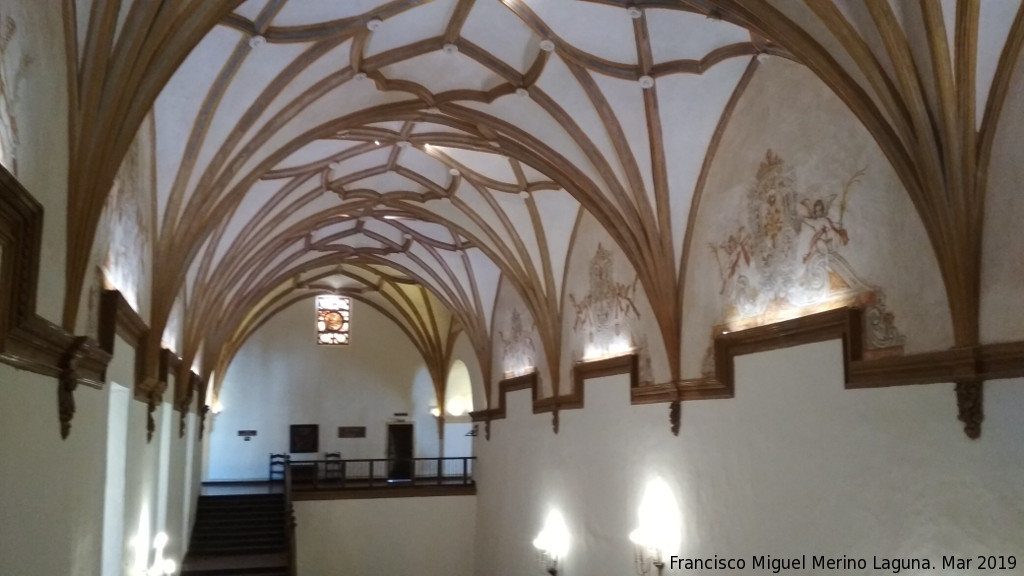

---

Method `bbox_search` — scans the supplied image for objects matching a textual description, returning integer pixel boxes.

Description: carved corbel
[484,416,491,441]
[198,403,210,441]
[669,400,681,436]
[551,399,559,434]
[146,389,159,442]
[955,380,983,439]
[58,337,90,439]
[141,379,167,444]
[178,374,198,438]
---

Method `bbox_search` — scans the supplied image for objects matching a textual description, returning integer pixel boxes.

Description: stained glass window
[316,295,351,345]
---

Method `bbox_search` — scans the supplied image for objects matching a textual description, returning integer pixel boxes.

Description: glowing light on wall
[582,336,634,361]
[132,532,177,575]
[445,360,473,416]
[533,509,570,574]
[630,478,682,559]
[446,396,468,417]
[503,366,535,379]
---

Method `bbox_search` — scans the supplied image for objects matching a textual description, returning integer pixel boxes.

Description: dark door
[387,423,414,481]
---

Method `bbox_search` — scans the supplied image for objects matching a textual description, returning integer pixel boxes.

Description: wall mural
[0,12,33,174]
[569,243,654,385]
[499,307,537,378]
[702,149,904,373]
[102,130,151,313]
[492,276,552,396]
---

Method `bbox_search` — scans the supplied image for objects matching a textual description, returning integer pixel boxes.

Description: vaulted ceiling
[60,0,1023,395]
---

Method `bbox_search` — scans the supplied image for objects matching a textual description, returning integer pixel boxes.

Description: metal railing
[271,455,476,490]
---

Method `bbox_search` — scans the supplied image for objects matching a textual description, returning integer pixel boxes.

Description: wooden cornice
[470,371,538,422]
[1,166,110,438]
[470,354,639,431]
[98,290,148,350]
[472,306,1022,439]
[0,167,205,439]
[0,166,110,389]
[625,307,1023,424]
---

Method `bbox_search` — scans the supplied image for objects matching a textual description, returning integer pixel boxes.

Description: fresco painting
[570,243,654,385]
[0,12,32,174]
[102,132,151,312]
[499,307,537,378]
[704,149,904,371]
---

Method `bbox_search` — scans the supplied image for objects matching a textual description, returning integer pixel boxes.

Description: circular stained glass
[324,311,344,331]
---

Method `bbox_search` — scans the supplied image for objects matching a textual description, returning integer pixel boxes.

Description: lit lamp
[429,406,441,418]
[629,526,665,576]
[629,478,681,576]
[135,532,177,576]
[533,510,570,575]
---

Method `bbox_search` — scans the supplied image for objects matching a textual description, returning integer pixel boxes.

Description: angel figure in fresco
[798,169,863,263]
[709,226,751,295]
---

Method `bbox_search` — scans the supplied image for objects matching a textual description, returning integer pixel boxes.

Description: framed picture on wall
[289,424,319,453]
[337,426,366,438]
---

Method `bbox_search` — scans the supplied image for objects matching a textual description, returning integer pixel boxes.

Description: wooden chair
[269,453,290,482]
[323,451,342,483]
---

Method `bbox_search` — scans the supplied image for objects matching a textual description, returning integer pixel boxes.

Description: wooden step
[184,494,290,575]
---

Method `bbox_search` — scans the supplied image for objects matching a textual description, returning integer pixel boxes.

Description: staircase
[181,494,292,576]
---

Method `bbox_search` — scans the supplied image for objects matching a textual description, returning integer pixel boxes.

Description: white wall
[207,298,434,481]
[0,364,108,576]
[474,340,1024,576]
[295,496,476,576]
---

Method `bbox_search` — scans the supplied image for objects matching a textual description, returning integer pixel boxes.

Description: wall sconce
[429,406,441,418]
[629,478,681,576]
[533,510,569,575]
[134,532,177,575]
[629,527,665,575]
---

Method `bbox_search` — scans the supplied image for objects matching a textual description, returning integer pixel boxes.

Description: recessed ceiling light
[248,35,266,49]
[374,140,381,146]
[518,190,529,199]
[449,168,460,176]
[443,43,458,55]
[638,75,655,89]
[539,39,555,52]
[627,7,643,19]
[397,140,411,147]
[353,72,367,81]
[516,87,530,97]
[426,107,440,114]
[366,18,383,31]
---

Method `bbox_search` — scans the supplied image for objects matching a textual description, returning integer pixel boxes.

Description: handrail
[277,456,476,490]
[283,462,296,576]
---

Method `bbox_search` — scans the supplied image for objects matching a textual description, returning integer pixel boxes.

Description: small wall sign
[337,426,366,438]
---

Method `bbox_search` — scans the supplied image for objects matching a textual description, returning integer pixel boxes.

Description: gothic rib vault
[54,0,1023,435]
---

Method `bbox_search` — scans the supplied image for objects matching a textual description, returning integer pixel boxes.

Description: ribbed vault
[59,0,1023,418]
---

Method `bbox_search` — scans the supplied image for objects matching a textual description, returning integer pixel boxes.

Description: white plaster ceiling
[134,0,1022,378]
